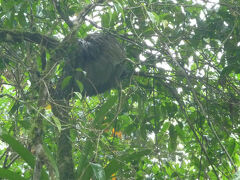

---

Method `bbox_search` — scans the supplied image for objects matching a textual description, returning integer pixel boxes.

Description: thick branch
[0,29,59,49]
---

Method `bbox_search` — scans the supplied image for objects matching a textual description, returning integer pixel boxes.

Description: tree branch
[52,0,74,28]
[70,0,108,36]
[0,29,59,49]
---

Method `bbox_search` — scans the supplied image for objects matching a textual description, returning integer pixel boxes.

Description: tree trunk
[51,99,74,180]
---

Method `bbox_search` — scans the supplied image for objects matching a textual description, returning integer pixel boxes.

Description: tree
[0,0,240,179]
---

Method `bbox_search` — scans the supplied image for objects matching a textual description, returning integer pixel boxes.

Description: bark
[51,99,74,180]
[0,29,59,48]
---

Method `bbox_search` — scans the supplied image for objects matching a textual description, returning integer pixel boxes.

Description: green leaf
[75,67,83,72]
[74,92,82,99]
[95,95,118,125]
[147,11,159,24]
[169,124,177,152]
[9,101,19,115]
[162,20,168,28]
[61,76,72,89]
[75,138,93,179]
[75,80,84,93]
[190,63,197,71]
[52,116,62,132]
[101,13,110,28]
[42,144,59,179]
[152,164,160,174]
[160,122,170,134]
[140,123,147,140]
[105,149,151,178]
[0,129,49,180]
[0,130,35,168]
[166,102,178,118]
[90,163,106,180]
[78,163,93,180]
[0,168,27,180]
[227,138,236,156]
[19,120,31,129]
[18,12,27,27]
[104,159,121,178]
[113,1,125,23]
[1,75,9,83]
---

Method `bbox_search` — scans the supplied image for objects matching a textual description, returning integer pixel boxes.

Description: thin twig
[165,44,237,172]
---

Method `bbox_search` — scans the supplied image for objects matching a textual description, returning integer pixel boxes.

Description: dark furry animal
[58,33,126,98]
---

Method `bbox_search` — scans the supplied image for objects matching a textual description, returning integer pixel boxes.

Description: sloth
[57,33,126,98]
[0,30,127,98]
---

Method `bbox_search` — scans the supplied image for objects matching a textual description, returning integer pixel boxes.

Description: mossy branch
[0,29,59,49]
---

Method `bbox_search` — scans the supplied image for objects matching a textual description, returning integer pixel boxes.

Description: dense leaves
[0,0,240,179]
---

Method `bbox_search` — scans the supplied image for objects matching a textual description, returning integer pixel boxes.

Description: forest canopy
[0,0,240,179]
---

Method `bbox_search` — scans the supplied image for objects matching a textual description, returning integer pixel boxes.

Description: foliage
[0,0,240,179]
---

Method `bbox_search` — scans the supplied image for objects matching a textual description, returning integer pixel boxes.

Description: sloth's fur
[58,33,126,98]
